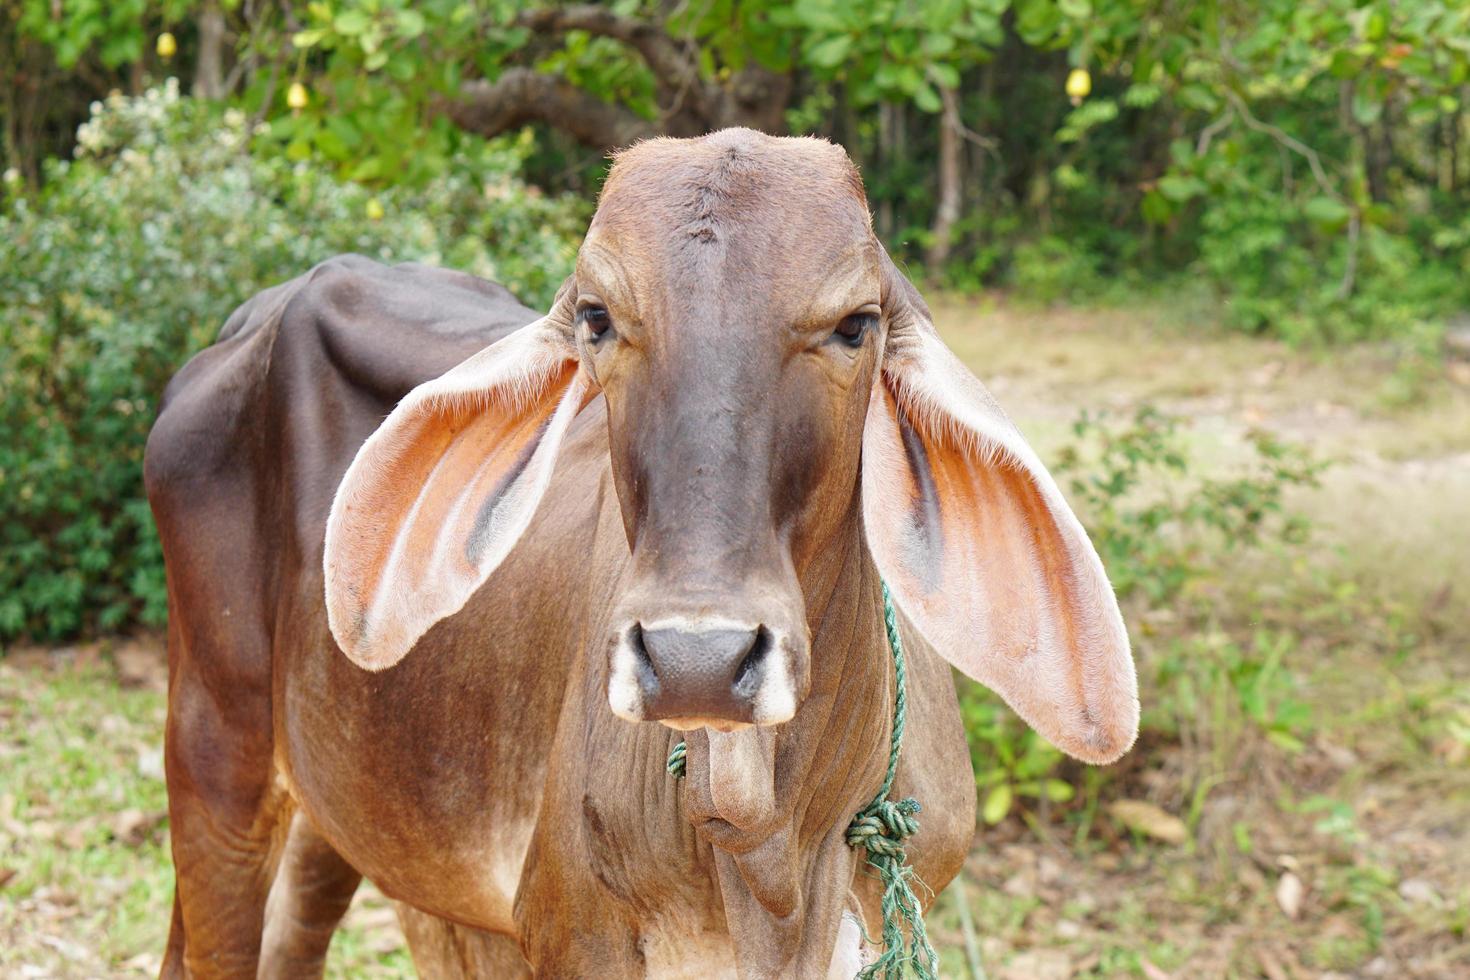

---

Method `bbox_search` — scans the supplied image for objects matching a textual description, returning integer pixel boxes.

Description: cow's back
[147,255,541,526]
[146,256,542,635]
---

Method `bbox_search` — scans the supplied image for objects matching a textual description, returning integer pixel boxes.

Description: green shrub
[960,407,1323,826]
[1008,235,1104,305]
[0,82,585,643]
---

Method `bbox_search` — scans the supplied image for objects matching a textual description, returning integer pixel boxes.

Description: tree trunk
[194,2,227,99]
[877,102,896,240]
[451,7,792,150]
[926,86,963,274]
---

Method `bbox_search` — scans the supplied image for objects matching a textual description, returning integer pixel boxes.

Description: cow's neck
[675,496,894,973]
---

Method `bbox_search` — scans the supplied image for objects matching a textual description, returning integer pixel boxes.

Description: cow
[144,128,1137,979]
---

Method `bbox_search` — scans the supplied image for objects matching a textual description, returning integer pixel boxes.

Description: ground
[2,298,1467,978]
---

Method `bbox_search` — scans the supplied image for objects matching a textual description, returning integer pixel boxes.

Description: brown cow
[145,129,1136,978]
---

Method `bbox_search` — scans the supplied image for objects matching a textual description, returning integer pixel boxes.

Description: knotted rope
[666,580,937,979]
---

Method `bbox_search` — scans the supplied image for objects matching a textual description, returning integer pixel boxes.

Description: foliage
[960,407,1323,825]
[14,0,200,68]
[1052,407,1322,604]
[0,83,583,643]
[780,0,1010,111]
[1012,0,1470,340]
[7,1,1470,341]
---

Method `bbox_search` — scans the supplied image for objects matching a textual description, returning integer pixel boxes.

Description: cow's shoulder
[146,254,542,515]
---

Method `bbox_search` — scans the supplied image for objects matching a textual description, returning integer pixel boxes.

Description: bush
[0,82,585,643]
[960,407,1323,827]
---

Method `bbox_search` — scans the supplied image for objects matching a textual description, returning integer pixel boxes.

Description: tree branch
[515,6,699,95]
[444,69,658,150]
[1219,90,1360,298]
[1223,89,1336,197]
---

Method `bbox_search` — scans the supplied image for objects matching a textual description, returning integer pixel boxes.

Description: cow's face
[577,134,880,729]
[326,130,1139,765]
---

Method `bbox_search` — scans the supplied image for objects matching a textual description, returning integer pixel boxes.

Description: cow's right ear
[324,287,591,670]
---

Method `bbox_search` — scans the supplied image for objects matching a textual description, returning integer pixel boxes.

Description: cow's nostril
[731,626,771,700]
[625,622,660,700]
[634,623,769,723]
[628,621,650,667]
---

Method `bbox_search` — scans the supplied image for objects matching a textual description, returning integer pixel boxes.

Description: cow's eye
[833,312,877,347]
[577,305,612,339]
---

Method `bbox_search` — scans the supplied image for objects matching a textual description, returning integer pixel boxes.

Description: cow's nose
[629,624,770,726]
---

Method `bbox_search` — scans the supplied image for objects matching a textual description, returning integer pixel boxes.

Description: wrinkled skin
[147,129,1133,978]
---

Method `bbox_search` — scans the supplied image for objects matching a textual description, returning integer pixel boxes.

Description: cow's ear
[324,287,591,670]
[860,254,1137,763]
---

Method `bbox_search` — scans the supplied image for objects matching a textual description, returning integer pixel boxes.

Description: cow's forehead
[581,129,877,307]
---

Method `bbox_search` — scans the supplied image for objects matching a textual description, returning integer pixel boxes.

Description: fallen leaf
[41,933,88,961]
[1398,878,1441,907]
[1255,945,1290,980]
[122,952,162,973]
[1002,949,1071,980]
[113,808,167,847]
[25,819,59,842]
[136,746,166,782]
[1141,959,1171,980]
[1108,800,1188,845]
[0,866,16,889]
[1276,871,1305,920]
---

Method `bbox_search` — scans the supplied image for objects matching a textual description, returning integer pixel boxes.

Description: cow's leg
[397,906,533,979]
[159,892,187,979]
[257,810,363,978]
[164,664,284,979]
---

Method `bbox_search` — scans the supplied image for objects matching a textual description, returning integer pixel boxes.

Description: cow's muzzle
[607,618,803,730]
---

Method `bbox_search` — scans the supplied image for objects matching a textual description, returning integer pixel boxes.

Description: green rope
[666,738,687,778]
[666,580,937,979]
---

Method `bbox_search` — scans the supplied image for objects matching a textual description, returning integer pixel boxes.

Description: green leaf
[982,783,1013,825]
[1015,0,1064,45]
[1141,189,1174,225]
[921,32,956,58]
[928,62,961,90]
[1059,0,1093,18]
[1303,196,1350,226]
[1352,89,1384,126]
[913,82,942,113]
[1043,779,1075,802]
[806,35,854,69]
[333,10,372,36]
[396,10,427,39]
[1158,174,1206,202]
[971,12,1004,47]
[1363,10,1387,42]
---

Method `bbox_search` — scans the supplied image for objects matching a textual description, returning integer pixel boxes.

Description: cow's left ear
[860,254,1138,764]
[324,286,592,671]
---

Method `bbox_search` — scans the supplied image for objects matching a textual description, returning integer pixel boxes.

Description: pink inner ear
[861,347,1137,765]
[342,368,574,612]
[325,326,586,671]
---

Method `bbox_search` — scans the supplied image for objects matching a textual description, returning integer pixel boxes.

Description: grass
[0,663,171,976]
[3,297,1469,977]
[0,651,414,978]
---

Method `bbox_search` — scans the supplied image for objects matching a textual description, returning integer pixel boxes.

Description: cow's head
[325,130,1137,764]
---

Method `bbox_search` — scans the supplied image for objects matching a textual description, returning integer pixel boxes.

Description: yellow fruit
[1066,67,1092,101]
[365,198,385,221]
[286,82,309,110]
[156,32,177,60]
